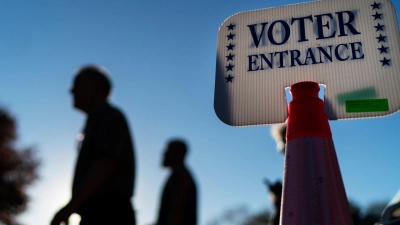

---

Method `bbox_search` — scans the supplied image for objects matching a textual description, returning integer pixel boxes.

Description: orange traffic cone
[280,82,353,225]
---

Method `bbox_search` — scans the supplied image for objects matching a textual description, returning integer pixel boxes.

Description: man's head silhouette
[162,139,187,168]
[70,65,112,114]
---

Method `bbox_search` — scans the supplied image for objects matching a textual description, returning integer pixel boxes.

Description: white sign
[214,0,400,126]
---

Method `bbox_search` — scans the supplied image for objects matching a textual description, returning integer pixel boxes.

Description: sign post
[214,0,400,224]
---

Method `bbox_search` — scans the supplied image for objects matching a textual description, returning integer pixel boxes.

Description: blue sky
[0,0,399,224]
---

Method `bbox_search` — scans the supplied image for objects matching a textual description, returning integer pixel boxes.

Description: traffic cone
[280,81,353,225]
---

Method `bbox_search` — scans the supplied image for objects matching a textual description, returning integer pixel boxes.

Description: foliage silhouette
[206,200,388,225]
[206,205,270,225]
[0,108,40,225]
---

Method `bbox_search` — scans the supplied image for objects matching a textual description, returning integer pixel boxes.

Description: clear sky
[0,0,399,224]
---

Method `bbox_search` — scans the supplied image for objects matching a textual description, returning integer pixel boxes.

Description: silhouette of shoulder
[84,103,133,158]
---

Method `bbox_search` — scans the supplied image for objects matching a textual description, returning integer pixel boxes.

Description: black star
[371,1,381,10]
[380,57,391,66]
[227,23,235,30]
[374,23,385,32]
[225,74,234,83]
[227,33,235,40]
[226,63,234,71]
[376,34,387,43]
[226,43,235,51]
[226,53,235,61]
[378,45,389,54]
[372,12,383,20]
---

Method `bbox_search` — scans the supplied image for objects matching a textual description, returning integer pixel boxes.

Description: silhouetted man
[156,139,197,225]
[265,123,286,225]
[264,179,282,225]
[51,65,136,225]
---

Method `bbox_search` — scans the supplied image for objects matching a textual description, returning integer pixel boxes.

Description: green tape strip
[345,99,389,113]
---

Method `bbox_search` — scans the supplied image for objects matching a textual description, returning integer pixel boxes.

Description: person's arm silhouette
[51,113,121,225]
[50,159,118,225]
[51,104,123,225]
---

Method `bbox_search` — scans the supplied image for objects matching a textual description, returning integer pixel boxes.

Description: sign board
[214,0,400,126]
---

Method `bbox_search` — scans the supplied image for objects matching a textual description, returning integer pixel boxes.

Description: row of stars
[371,1,391,67]
[225,23,235,83]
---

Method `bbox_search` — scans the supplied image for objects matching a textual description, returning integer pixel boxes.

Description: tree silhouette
[206,200,388,225]
[361,201,388,225]
[206,205,270,225]
[242,209,270,225]
[0,108,40,225]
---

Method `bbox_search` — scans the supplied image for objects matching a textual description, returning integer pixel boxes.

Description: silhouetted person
[264,179,282,225]
[156,139,197,225]
[266,123,286,225]
[51,65,136,225]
